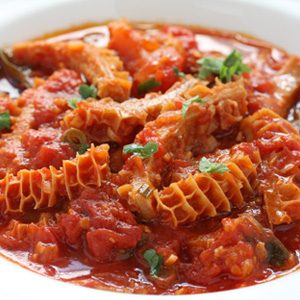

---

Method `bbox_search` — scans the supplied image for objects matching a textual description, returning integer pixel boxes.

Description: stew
[0,20,300,294]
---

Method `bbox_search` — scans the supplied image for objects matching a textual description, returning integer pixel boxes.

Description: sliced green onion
[173,67,186,78]
[0,111,11,130]
[62,128,88,153]
[138,78,161,94]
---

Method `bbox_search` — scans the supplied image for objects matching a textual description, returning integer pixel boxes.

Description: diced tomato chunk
[163,26,198,50]
[162,25,198,73]
[58,214,83,248]
[109,20,197,97]
[59,190,142,262]
[19,69,82,127]
[181,216,291,285]
[109,20,142,62]
[21,128,75,169]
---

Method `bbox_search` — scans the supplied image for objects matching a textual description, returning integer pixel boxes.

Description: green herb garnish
[173,67,186,78]
[79,84,97,99]
[78,143,90,155]
[199,157,229,174]
[219,50,251,82]
[123,142,159,159]
[0,111,11,130]
[182,95,206,117]
[68,98,80,109]
[197,50,250,82]
[265,239,290,267]
[138,78,161,94]
[144,249,163,277]
[197,57,223,80]
[68,84,98,110]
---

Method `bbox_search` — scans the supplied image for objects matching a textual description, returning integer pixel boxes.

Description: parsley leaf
[199,157,229,174]
[68,84,98,110]
[219,50,251,82]
[197,57,223,80]
[173,67,186,78]
[68,98,80,109]
[0,111,11,130]
[123,142,159,159]
[78,143,90,155]
[79,84,97,99]
[182,95,207,117]
[197,50,250,82]
[138,78,161,94]
[144,249,163,277]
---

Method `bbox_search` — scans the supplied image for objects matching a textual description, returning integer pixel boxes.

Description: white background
[0,0,300,21]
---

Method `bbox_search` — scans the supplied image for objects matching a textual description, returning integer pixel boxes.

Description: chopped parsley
[143,249,163,277]
[173,67,186,78]
[197,50,251,82]
[67,98,80,109]
[219,50,251,82]
[123,142,159,159]
[0,111,11,130]
[199,157,229,174]
[197,57,223,80]
[79,84,97,99]
[138,78,161,94]
[68,84,98,110]
[182,95,207,117]
[78,143,90,155]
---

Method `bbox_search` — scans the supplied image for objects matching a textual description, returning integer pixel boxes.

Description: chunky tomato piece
[19,69,82,127]
[21,127,75,169]
[59,190,142,262]
[58,214,83,248]
[181,216,293,285]
[184,241,256,285]
[163,26,198,51]
[131,46,184,95]
[0,94,21,117]
[109,20,197,97]
[162,25,198,72]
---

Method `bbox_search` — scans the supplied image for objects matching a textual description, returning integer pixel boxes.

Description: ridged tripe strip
[119,146,259,227]
[63,77,199,144]
[12,41,132,101]
[0,144,110,213]
[241,108,298,141]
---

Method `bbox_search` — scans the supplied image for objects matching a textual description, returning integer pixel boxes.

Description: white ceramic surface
[0,0,300,299]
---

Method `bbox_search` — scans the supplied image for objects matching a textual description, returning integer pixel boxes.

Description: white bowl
[0,0,299,299]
